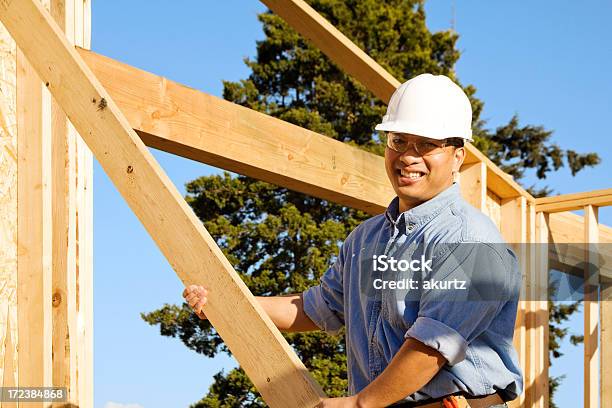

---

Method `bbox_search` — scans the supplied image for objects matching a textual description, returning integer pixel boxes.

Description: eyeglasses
[386,133,457,156]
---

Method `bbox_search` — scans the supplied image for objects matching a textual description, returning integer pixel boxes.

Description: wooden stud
[485,189,502,230]
[50,0,75,400]
[528,204,549,408]
[16,41,53,402]
[535,211,550,408]
[0,1,325,406]
[459,162,486,211]
[0,11,18,398]
[49,0,91,405]
[602,273,611,408]
[522,203,536,408]
[500,196,526,408]
[584,205,599,408]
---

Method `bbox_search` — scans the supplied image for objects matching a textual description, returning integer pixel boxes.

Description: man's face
[384,133,465,212]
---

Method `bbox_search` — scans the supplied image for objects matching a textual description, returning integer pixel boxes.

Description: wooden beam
[77,47,394,215]
[0,1,325,406]
[525,203,536,407]
[500,196,526,408]
[536,188,612,213]
[0,11,18,396]
[528,203,546,408]
[485,189,502,230]
[261,0,533,202]
[535,211,550,408]
[602,277,612,408]
[50,0,92,405]
[259,0,400,103]
[459,162,486,211]
[17,42,53,396]
[584,204,599,408]
[72,2,94,405]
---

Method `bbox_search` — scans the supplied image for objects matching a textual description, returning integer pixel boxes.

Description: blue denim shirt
[303,183,523,403]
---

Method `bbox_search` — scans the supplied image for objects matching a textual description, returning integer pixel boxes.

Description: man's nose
[399,148,422,164]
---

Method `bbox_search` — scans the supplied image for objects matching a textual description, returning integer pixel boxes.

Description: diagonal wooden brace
[0,0,325,406]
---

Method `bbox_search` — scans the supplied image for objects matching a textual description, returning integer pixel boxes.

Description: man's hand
[183,284,209,320]
[315,395,362,408]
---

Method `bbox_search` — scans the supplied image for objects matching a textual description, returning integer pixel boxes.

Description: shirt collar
[384,182,461,232]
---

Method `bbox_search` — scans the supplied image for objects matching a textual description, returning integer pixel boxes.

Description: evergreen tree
[141,1,598,405]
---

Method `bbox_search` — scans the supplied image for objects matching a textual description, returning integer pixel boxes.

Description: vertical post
[523,203,536,408]
[535,212,550,408]
[73,2,94,405]
[50,0,92,406]
[16,2,54,403]
[602,271,611,408]
[501,196,527,408]
[584,204,599,408]
[459,162,486,211]
[0,7,18,400]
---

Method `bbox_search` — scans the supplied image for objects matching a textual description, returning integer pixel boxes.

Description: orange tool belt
[405,393,505,408]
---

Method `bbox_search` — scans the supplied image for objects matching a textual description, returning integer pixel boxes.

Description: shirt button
[407,223,415,232]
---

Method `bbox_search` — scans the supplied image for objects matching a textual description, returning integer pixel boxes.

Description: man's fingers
[194,297,208,314]
[182,285,210,315]
[182,285,208,298]
[185,292,198,305]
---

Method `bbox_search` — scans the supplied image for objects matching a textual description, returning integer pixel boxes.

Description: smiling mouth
[397,169,427,181]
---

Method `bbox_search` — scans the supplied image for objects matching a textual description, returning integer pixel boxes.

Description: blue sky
[90,2,611,407]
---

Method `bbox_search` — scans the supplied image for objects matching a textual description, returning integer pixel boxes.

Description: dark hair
[445,137,465,148]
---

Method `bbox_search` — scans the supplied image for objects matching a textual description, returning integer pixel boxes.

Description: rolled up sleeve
[407,316,469,366]
[303,248,346,336]
[406,243,515,366]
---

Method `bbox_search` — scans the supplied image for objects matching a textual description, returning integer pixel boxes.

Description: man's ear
[453,146,466,173]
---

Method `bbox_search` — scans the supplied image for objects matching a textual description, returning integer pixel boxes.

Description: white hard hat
[375,73,473,141]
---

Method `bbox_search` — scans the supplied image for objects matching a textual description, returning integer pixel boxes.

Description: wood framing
[78,48,612,251]
[500,196,527,408]
[584,205,599,408]
[77,48,394,215]
[536,188,612,213]
[602,275,611,408]
[525,204,536,408]
[1,0,610,406]
[535,212,550,408]
[49,0,93,405]
[0,9,18,395]
[459,162,486,211]
[0,1,325,406]
[16,37,54,401]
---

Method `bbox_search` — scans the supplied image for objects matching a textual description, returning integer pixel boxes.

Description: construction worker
[183,74,522,407]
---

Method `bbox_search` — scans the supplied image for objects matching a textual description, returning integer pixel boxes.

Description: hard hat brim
[375,121,473,142]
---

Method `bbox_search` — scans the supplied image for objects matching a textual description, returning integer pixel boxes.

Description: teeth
[400,170,424,179]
